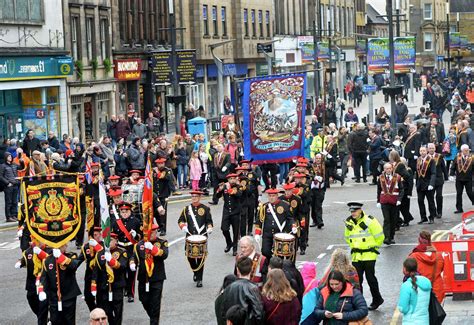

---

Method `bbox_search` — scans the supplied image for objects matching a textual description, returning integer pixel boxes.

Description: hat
[266,188,280,194]
[118,202,133,210]
[110,232,119,239]
[65,149,74,158]
[293,173,307,178]
[240,160,251,164]
[190,190,204,196]
[297,157,309,164]
[93,226,102,232]
[129,170,141,175]
[296,163,307,168]
[32,150,41,155]
[155,158,166,164]
[347,202,363,212]
[109,175,120,180]
[282,183,296,190]
[108,189,123,197]
[235,166,250,171]
[226,173,239,179]
[90,162,100,167]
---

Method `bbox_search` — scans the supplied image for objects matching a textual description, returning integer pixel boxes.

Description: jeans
[279,163,289,184]
[177,164,188,187]
[4,185,19,220]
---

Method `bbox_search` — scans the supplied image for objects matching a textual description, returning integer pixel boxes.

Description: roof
[451,0,474,13]
[367,3,388,25]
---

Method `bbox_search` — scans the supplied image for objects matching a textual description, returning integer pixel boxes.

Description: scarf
[325,292,341,325]
[412,244,430,253]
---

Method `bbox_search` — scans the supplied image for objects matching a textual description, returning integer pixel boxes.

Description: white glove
[38,292,47,302]
[315,176,323,183]
[222,166,227,172]
[449,176,455,181]
[396,201,401,206]
[327,154,332,159]
[322,150,328,155]
[428,185,434,191]
[181,226,189,234]
[91,290,97,297]
[33,246,42,255]
[366,138,371,143]
[207,227,213,235]
[291,227,298,234]
[17,229,23,238]
[15,261,21,269]
[376,203,381,209]
[130,230,137,238]
[158,206,166,215]
[414,155,418,159]
[130,263,136,272]
[104,252,112,262]
[255,235,261,244]
[89,239,98,247]
[144,242,154,250]
[52,249,61,258]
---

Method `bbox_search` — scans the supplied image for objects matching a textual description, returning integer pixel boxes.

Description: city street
[0,176,472,324]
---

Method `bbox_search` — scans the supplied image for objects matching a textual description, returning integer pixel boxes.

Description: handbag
[441,140,450,155]
[428,290,446,325]
[340,298,373,325]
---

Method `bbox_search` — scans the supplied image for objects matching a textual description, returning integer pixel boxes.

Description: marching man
[450,144,474,213]
[416,146,437,224]
[178,190,214,287]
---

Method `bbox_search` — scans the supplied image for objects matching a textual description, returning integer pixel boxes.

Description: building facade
[0,0,72,141]
[450,0,474,65]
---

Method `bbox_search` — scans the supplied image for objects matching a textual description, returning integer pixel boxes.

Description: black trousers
[417,189,436,221]
[139,281,163,325]
[188,257,205,281]
[83,277,96,311]
[261,237,273,260]
[221,213,240,251]
[26,290,48,325]
[50,298,77,325]
[4,185,18,219]
[239,205,249,237]
[369,158,381,183]
[434,184,444,216]
[299,213,309,250]
[456,179,474,211]
[261,164,278,189]
[311,189,325,225]
[352,260,383,304]
[400,195,414,224]
[122,246,136,298]
[381,204,399,241]
[352,153,367,181]
[97,289,124,325]
[408,159,417,178]
[158,197,168,232]
[247,201,256,234]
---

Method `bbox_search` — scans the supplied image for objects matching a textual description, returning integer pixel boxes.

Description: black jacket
[433,154,448,186]
[403,132,421,160]
[22,137,41,157]
[40,253,82,302]
[222,278,265,325]
[416,156,437,191]
[450,154,474,181]
[347,130,368,154]
[133,238,168,283]
[0,162,19,186]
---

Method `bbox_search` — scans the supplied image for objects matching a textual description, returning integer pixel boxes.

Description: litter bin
[187,117,208,141]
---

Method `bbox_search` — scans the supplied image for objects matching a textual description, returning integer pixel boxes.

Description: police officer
[344,202,384,310]
[255,188,296,260]
[38,243,82,325]
[153,157,174,236]
[416,146,437,224]
[178,190,214,287]
[112,202,141,302]
[93,233,128,325]
[279,182,306,255]
[216,173,242,256]
[130,224,168,325]
[427,143,448,218]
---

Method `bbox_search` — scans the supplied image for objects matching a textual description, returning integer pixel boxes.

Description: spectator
[198,143,209,192]
[395,97,409,123]
[224,116,240,138]
[414,106,428,121]
[179,116,187,138]
[0,152,20,222]
[261,269,301,325]
[282,260,305,304]
[22,129,41,157]
[347,123,369,183]
[106,115,117,147]
[368,129,384,185]
[304,125,313,160]
[466,82,474,107]
[114,139,129,177]
[444,127,457,170]
[224,96,233,115]
[116,114,131,140]
[152,103,165,132]
[146,112,161,139]
[221,257,264,324]
[89,307,108,325]
[375,106,390,125]
[189,150,202,191]
[30,150,48,175]
[310,116,322,136]
[409,231,445,303]
[318,248,360,290]
[300,262,321,324]
[397,258,431,325]
[225,305,247,325]
[7,139,18,159]
[175,138,189,189]
[48,131,60,150]
[432,91,447,118]
[13,148,29,177]
[59,134,74,153]
[215,275,238,325]
[343,107,359,127]
[99,136,115,171]
[126,137,145,170]
[184,104,195,122]
[337,127,349,179]
[132,117,147,139]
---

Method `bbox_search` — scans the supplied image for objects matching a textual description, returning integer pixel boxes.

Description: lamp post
[209,39,235,115]
[257,39,280,75]
[446,0,451,74]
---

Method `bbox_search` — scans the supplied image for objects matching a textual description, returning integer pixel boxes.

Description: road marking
[327,245,334,250]
[0,241,19,250]
[0,242,8,247]
[0,226,19,232]
[333,192,456,204]
[168,198,192,204]
[317,253,326,259]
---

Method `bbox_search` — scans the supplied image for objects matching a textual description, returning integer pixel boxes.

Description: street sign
[257,43,273,53]
[362,84,377,93]
[437,55,445,61]
[331,51,346,61]
[152,50,196,84]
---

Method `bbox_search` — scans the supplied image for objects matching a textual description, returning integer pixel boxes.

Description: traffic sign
[362,84,377,93]
[257,43,273,53]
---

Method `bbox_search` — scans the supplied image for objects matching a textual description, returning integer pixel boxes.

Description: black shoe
[300,249,306,255]
[454,210,463,214]
[209,201,218,205]
[193,275,197,282]
[435,214,442,219]
[317,223,324,229]
[394,226,400,231]
[196,281,203,288]
[369,182,377,185]
[341,180,344,186]
[352,177,357,180]
[160,231,166,236]
[390,240,396,244]
[128,297,134,303]
[383,240,391,246]
[310,223,317,227]
[224,245,232,253]
[368,299,384,310]
[400,222,410,227]
[428,218,434,224]
[417,219,428,224]
[355,179,361,183]
[6,217,16,223]
[232,250,237,256]
[363,179,368,183]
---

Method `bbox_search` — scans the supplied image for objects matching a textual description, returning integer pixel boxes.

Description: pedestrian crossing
[0,240,20,251]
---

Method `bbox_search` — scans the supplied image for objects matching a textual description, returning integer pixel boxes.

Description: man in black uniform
[235,166,251,237]
[254,188,296,260]
[293,173,311,250]
[309,154,330,229]
[450,144,474,213]
[39,244,82,325]
[403,124,421,175]
[130,224,168,325]
[93,233,128,325]
[153,157,174,236]
[240,160,260,235]
[427,143,448,218]
[15,242,50,325]
[112,202,142,302]
[216,173,242,256]
[78,226,104,311]
[209,143,231,205]
[279,182,306,255]
[416,146,437,224]
[178,190,214,287]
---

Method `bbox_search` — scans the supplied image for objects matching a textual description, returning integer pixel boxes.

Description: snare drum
[273,233,296,258]
[185,235,208,258]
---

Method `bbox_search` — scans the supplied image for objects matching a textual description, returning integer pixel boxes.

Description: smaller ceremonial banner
[242,74,306,164]
[22,175,81,248]
[368,38,389,75]
[142,158,154,241]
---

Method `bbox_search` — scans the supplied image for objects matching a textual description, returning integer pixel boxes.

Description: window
[71,15,81,60]
[424,33,433,51]
[244,9,249,37]
[86,17,94,61]
[0,0,43,23]
[266,11,270,37]
[251,10,256,37]
[258,10,263,37]
[203,5,209,36]
[423,3,432,20]
[100,18,109,60]
[221,7,227,36]
[212,6,218,36]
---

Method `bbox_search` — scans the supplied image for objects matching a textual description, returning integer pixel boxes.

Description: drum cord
[189,253,207,272]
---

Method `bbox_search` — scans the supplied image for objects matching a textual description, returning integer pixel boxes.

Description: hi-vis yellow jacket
[344,212,384,262]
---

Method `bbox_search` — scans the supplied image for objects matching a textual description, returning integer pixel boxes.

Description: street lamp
[209,39,236,115]
[446,0,451,74]
[257,39,280,75]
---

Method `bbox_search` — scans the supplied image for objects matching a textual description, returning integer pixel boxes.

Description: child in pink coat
[189,150,202,190]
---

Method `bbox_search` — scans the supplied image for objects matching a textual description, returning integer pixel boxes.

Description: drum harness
[268,204,296,261]
[186,206,207,272]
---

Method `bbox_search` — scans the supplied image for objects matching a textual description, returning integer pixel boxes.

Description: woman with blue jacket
[398,258,432,325]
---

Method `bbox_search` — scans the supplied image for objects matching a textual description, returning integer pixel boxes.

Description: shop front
[114,58,142,118]
[0,56,73,140]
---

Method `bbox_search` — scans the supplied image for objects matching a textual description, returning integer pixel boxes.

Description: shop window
[47,87,58,105]
[0,91,4,107]
[21,88,42,106]
[71,102,82,140]
[0,0,44,24]
[48,105,60,138]
[4,90,20,106]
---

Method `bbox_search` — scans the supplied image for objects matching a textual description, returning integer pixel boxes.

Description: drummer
[178,190,214,288]
[254,188,296,260]
[279,183,306,256]
[128,170,142,185]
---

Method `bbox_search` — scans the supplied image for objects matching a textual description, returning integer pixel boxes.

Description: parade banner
[394,37,416,74]
[317,41,329,61]
[460,35,470,56]
[368,38,389,75]
[242,74,306,164]
[99,179,111,249]
[356,40,366,56]
[142,158,154,241]
[22,175,81,248]
[297,37,329,63]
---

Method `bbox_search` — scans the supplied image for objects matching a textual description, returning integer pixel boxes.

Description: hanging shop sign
[114,59,142,81]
